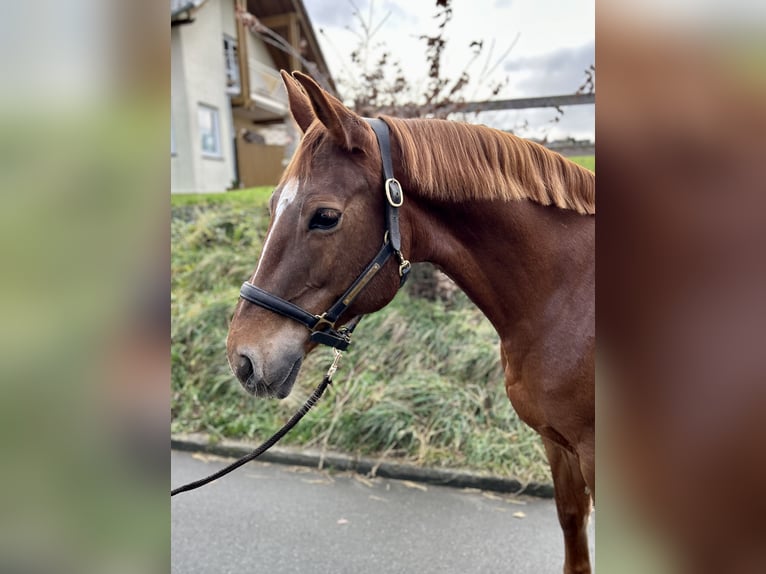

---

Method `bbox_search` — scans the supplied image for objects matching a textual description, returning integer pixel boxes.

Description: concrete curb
[171,433,554,498]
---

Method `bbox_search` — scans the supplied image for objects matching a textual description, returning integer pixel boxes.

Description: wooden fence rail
[459,93,594,113]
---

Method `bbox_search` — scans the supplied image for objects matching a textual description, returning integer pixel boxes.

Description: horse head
[226,71,407,398]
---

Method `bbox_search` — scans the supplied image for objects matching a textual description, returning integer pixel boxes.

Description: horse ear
[280,70,314,133]
[292,71,369,151]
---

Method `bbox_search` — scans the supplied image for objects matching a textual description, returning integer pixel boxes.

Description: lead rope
[171,348,344,496]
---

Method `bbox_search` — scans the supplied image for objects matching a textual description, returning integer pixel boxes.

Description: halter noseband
[238,118,411,351]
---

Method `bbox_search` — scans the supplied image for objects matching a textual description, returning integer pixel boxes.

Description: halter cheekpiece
[238,118,411,351]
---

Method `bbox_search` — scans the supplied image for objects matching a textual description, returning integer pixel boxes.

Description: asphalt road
[171,450,595,573]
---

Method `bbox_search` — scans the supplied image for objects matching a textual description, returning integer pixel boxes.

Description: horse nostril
[235,354,254,383]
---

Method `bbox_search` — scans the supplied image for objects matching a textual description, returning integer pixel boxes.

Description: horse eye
[309,208,341,230]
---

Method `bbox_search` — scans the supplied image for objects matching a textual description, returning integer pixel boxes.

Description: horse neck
[405,194,594,341]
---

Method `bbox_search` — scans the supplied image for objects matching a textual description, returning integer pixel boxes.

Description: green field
[569,155,595,172]
[171,186,272,208]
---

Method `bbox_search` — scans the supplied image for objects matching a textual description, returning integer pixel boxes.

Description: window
[223,35,239,90]
[198,104,221,158]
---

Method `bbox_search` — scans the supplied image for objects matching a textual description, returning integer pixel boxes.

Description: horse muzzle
[231,348,303,399]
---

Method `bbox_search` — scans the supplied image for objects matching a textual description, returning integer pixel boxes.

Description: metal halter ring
[398,259,411,277]
[311,313,336,333]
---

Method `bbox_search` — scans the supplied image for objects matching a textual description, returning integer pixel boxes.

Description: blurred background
[597,1,766,572]
[0,1,169,572]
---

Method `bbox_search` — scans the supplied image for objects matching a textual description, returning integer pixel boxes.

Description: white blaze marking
[252,178,299,280]
[275,177,299,219]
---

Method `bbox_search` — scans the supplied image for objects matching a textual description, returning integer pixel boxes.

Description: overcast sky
[303,0,595,140]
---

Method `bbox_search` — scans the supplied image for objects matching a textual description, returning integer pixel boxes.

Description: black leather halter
[238,118,411,351]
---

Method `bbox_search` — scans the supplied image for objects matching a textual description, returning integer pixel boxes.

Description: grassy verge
[171,186,273,208]
[171,201,551,484]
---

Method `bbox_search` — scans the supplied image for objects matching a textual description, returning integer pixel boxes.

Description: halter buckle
[385,178,404,207]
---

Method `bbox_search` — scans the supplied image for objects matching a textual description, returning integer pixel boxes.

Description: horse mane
[382,116,595,215]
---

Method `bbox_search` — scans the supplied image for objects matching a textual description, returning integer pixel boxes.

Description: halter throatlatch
[238,118,411,351]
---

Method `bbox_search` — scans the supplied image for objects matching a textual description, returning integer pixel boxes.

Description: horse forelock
[280,124,325,185]
[382,117,595,215]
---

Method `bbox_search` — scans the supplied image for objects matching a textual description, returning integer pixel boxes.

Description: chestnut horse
[226,71,595,573]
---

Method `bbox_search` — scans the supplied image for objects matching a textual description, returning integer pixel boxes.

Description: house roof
[247,0,337,94]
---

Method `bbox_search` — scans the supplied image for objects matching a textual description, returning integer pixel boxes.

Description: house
[171,0,336,193]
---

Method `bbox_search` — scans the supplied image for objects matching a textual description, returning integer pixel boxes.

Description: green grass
[171,201,551,484]
[569,155,595,172]
[171,186,273,208]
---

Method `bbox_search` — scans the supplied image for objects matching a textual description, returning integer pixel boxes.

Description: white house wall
[220,0,236,38]
[171,27,194,193]
[171,0,235,193]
